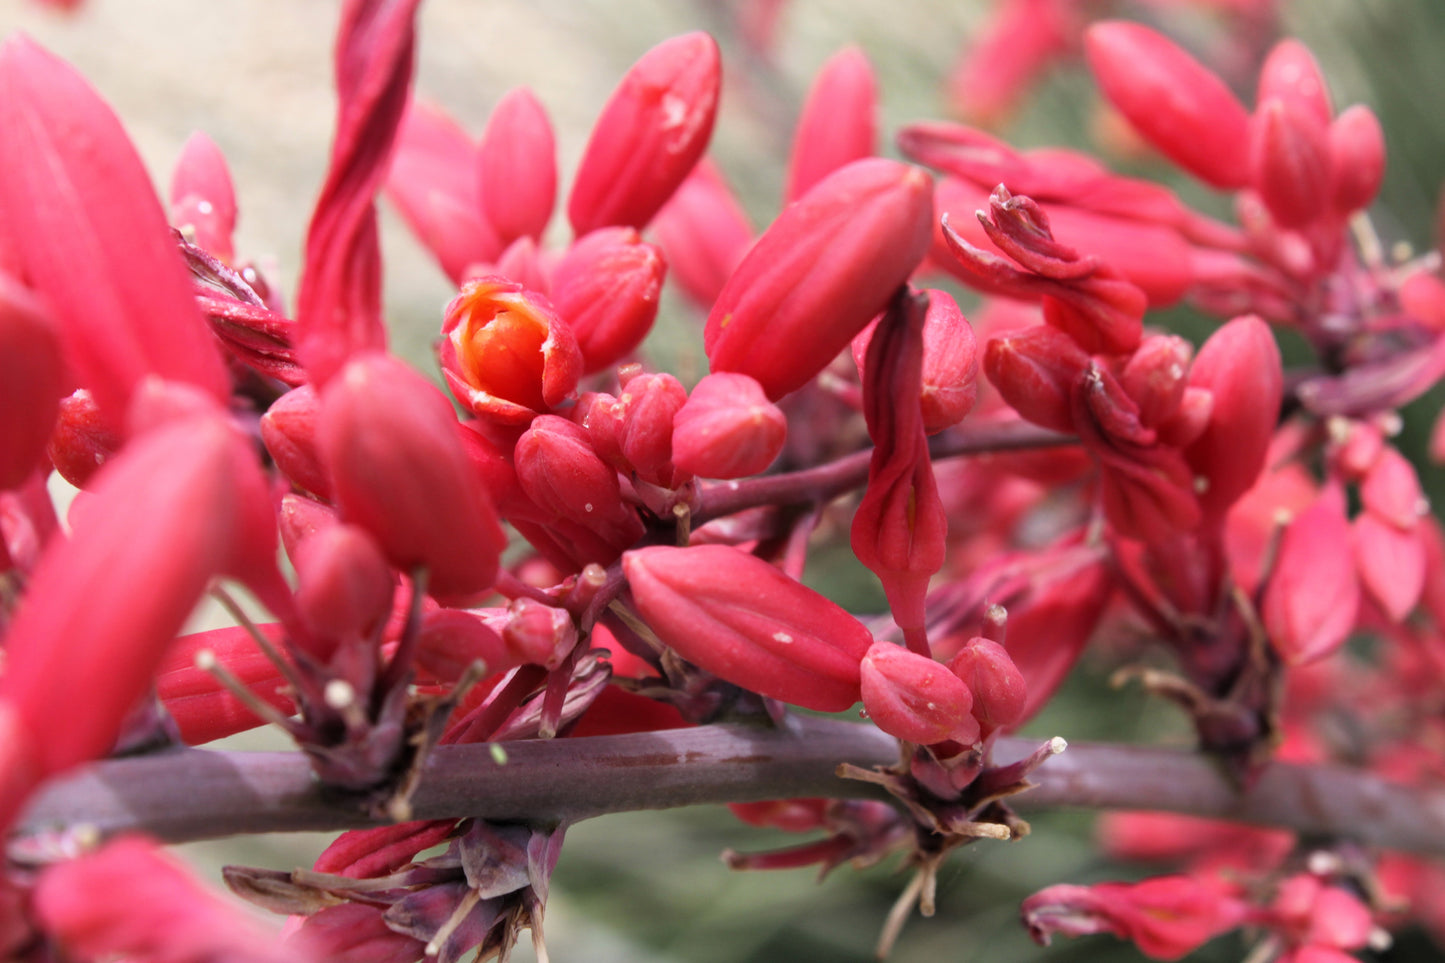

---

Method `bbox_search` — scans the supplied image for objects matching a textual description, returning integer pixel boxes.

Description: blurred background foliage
[2,0,1444,959]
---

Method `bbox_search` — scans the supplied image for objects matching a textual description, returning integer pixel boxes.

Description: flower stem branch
[694,420,1072,524]
[15,717,1445,858]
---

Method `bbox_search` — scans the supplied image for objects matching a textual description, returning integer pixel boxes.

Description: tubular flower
[439,277,583,425]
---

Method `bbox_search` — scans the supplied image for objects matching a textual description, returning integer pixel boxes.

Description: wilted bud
[854,288,978,434]
[1084,21,1251,190]
[860,641,979,746]
[1328,105,1386,215]
[947,638,1027,736]
[1183,315,1283,523]
[478,87,556,244]
[705,158,934,400]
[319,353,506,605]
[385,100,502,284]
[169,131,238,262]
[671,373,787,479]
[1263,483,1360,665]
[983,325,1089,433]
[784,46,876,203]
[439,277,583,425]
[292,523,395,646]
[260,384,332,500]
[568,32,721,235]
[616,371,689,488]
[0,277,63,490]
[1251,99,1331,230]
[650,159,753,308]
[550,227,667,374]
[623,544,873,711]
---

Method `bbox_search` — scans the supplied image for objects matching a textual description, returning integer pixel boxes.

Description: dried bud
[947,638,1027,736]
[983,325,1089,433]
[169,131,238,262]
[319,353,506,605]
[784,46,876,203]
[860,641,979,746]
[568,32,721,234]
[439,277,583,425]
[478,87,556,244]
[550,227,667,374]
[1263,483,1360,665]
[0,277,62,490]
[623,544,873,712]
[1084,21,1251,189]
[705,158,934,400]
[671,373,786,479]
[260,384,332,500]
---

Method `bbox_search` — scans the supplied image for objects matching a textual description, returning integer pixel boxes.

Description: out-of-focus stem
[15,716,1445,858]
[693,420,1072,524]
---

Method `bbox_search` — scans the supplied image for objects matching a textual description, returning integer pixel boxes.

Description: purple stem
[16,717,1445,858]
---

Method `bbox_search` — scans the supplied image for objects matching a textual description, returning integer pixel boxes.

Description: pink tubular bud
[385,100,501,283]
[319,353,506,605]
[983,325,1089,433]
[439,277,583,425]
[513,414,642,541]
[1120,334,1192,429]
[0,277,63,490]
[1263,483,1360,665]
[169,131,238,263]
[650,159,753,308]
[623,544,873,712]
[616,372,689,488]
[292,523,395,645]
[1328,105,1386,215]
[568,32,721,235]
[705,158,935,400]
[671,373,787,479]
[478,87,556,244]
[860,641,979,746]
[946,0,1074,126]
[784,46,877,203]
[550,227,667,374]
[47,390,120,489]
[260,384,332,500]
[947,638,1027,736]
[1257,40,1333,128]
[1084,21,1251,190]
[158,625,295,745]
[1251,99,1331,230]
[1183,315,1283,523]
[1354,512,1425,623]
[0,36,229,425]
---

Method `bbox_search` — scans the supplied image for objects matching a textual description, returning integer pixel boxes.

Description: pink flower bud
[319,353,506,605]
[860,641,979,745]
[412,608,512,685]
[1257,40,1333,128]
[1354,511,1425,623]
[650,159,753,308]
[947,638,1027,736]
[0,277,62,490]
[292,523,396,646]
[260,384,333,501]
[488,234,549,291]
[983,325,1090,433]
[1120,334,1192,429]
[1251,99,1331,229]
[439,277,583,425]
[550,227,667,374]
[1084,21,1252,189]
[0,36,229,424]
[568,32,721,235]
[671,373,787,479]
[385,100,502,283]
[1263,483,1360,665]
[278,492,339,563]
[784,46,876,203]
[513,415,642,545]
[1360,445,1426,531]
[623,544,873,712]
[616,372,689,488]
[705,158,934,400]
[498,596,576,669]
[478,87,556,244]
[47,390,120,489]
[1184,315,1283,523]
[169,131,238,263]
[1328,105,1386,215]
[944,0,1074,126]
[1023,875,1248,959]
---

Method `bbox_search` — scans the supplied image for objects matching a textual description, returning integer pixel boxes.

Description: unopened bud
[671,373,787,479]
[860,641,979,746]
[550,227,667,374]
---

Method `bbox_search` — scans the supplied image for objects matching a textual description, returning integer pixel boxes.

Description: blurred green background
[3,0,1444,959]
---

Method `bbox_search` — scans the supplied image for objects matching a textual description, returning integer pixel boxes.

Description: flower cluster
[0,2,1443,962]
